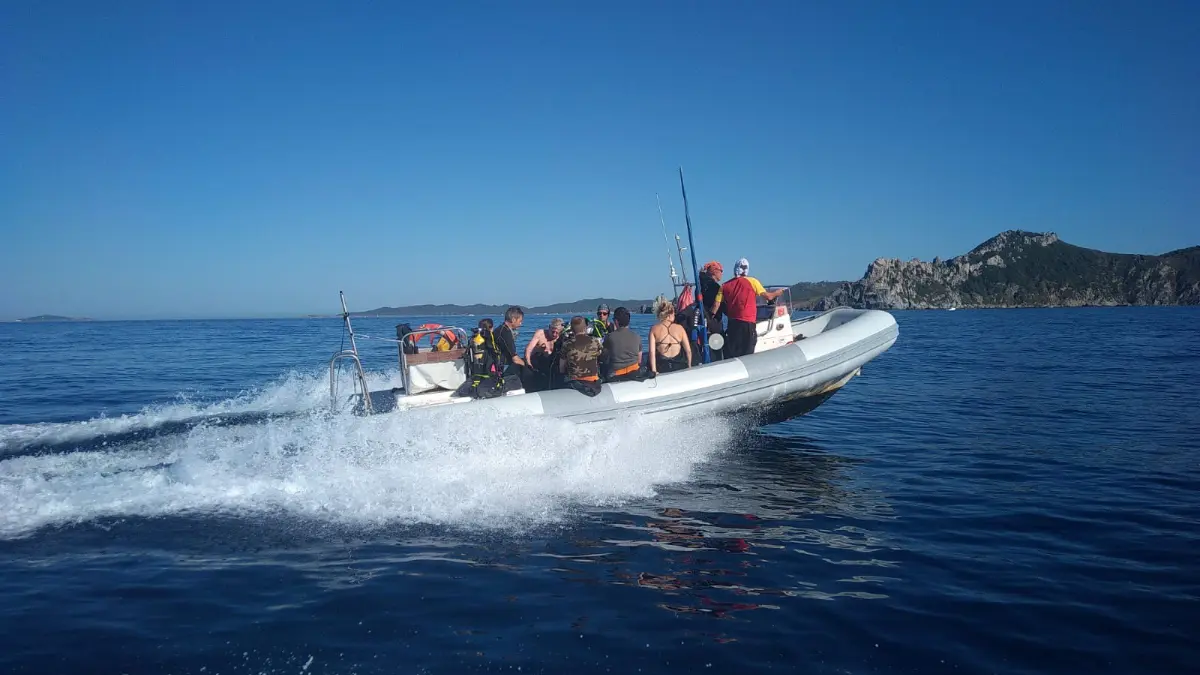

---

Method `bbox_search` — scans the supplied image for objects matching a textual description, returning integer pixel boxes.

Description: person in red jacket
[712,258,786,358]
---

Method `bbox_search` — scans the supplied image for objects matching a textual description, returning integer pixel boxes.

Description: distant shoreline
[6,304,1197,325]
[11,229,1197,324]
[13,315,94,323]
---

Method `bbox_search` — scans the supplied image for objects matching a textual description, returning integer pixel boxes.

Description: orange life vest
[404,323,459,351]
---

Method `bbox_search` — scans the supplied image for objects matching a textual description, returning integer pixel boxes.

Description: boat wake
[0,370,734,540]
[0,368,404,456]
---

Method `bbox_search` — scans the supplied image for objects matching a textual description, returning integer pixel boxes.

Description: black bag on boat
[676,304,698,334]
[396,323,419,355]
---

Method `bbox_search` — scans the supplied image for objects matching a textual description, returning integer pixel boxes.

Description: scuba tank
[463,328,503,398]
[588,318,609,339]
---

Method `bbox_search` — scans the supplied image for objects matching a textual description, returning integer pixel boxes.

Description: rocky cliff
[813,231,1200,310]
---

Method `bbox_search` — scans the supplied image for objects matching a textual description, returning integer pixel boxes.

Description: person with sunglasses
[587,303,614,340]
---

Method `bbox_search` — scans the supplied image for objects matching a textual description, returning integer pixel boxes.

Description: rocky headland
[812,231,1200,310]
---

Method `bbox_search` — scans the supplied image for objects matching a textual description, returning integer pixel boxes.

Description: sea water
[0,309,1197,674]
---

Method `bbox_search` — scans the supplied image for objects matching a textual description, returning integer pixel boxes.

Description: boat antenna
[656,193,679,292]
[678,167,710,364]
[674,234,690,285]
[339,290,361,357]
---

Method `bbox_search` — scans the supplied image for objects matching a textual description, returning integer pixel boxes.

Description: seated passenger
[456,318,503,398]
[524,317,564,367]
[558,316,602,396]
[588,304,614,339]
[649,301,692,374]
[475,317,493,341]
[601,307,643,382]
[523,317,564,392]
[550,319,577,389]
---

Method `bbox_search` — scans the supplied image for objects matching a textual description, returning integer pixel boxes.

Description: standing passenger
[588,304,613,339]
[714,258,785,358]
[699,261,725,360]
[491,306,527,391]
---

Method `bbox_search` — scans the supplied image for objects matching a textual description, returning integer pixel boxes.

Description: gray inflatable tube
[424,307,899,425]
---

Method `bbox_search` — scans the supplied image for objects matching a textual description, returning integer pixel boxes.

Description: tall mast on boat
[678,167,710,364]
[656,193,679,293]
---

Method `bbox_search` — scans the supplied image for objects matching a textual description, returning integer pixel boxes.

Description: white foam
[0,396,732,540]
[0,367,403,455]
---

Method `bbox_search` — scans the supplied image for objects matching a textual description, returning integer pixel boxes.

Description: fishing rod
[678,167,710,364]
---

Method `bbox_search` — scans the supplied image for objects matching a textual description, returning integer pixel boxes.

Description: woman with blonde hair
[648,300,692,374]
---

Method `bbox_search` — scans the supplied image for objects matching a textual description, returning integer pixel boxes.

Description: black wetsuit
[699,272,725,360]
[492,323,524,392]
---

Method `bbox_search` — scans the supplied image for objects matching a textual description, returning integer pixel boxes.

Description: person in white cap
[712,257,785,358]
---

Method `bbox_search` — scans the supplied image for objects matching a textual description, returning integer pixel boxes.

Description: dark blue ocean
[1,308,1197,675]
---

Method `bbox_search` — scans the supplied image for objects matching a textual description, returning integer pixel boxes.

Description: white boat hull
[369,307,898,425]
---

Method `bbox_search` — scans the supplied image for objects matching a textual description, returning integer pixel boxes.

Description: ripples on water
[0,309,1197,674]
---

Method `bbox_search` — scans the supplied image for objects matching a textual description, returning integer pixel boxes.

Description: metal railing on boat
[327,316,472,414]
[329,291,374,414]
[392,326,471,396]
[329,349,373,414]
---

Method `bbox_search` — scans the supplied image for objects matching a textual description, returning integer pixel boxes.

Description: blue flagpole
[679,167,711,364]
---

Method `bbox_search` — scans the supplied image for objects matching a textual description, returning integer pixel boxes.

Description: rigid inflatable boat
[328,169,898,424]
[329,300,898,425]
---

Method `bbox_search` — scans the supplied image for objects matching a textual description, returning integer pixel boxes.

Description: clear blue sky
[2,0,1196,319]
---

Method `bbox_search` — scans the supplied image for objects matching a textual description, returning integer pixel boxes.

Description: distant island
[348,286,863,318]
[313,230,1200,319]
[809,231,1200,310]
[15,315,93,323]
[350,297,658,317]
[15,232,1194,323]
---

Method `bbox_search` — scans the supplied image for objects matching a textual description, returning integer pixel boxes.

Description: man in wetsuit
[491,306,527,391]
[713,258,786,359]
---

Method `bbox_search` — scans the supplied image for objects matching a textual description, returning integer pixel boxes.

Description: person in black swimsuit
[648,301,692,374]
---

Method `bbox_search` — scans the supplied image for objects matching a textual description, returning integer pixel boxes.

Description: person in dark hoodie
[699,260,725,360]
